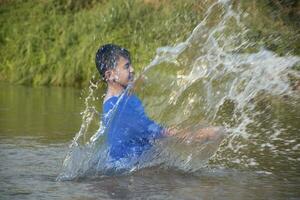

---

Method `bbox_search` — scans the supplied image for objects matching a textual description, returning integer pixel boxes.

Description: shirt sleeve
[127,95,165,140]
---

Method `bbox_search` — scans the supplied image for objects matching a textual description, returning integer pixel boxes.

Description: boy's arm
[130,95,225,142]
[163,126,225,143]
[128,95,165,139]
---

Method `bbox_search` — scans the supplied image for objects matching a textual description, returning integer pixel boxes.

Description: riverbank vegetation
[0,0,299,87]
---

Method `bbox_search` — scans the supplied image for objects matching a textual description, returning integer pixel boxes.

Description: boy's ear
[105,70,113,81]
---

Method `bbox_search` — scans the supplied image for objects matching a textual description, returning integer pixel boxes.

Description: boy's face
[110,56,134,87]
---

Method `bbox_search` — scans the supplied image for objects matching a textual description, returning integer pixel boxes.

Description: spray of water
[57,0,300,180]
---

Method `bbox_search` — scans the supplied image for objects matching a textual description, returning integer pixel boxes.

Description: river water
[1,1,300,199]
[0,81,299,199]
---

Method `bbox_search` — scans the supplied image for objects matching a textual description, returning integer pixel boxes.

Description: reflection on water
[0,84,299,199]
[0,83,84,143]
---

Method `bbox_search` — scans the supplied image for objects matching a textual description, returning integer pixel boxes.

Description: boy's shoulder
[103,94,142,113]
[127,94,142,106]
[103,96,119,113]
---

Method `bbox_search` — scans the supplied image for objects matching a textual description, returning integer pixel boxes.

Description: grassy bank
[0,0,299,87]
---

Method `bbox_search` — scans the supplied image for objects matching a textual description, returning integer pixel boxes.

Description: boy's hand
[163,127,178,137]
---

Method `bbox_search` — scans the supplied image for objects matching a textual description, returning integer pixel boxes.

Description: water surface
[0,83,299,200]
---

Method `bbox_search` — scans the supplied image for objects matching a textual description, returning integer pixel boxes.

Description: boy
[95,44,222,164]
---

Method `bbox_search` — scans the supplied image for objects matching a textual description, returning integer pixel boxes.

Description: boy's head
[95,44,132,82]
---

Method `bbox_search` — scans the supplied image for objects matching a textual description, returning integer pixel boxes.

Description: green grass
[0,0,299,87]
[238,0,300,56]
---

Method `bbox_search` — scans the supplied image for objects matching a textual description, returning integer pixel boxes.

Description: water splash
[58,0,300,180]
[137,0,300,174]
[70,78,101,147]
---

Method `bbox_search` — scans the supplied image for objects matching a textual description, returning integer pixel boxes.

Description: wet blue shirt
[102,94,164,161]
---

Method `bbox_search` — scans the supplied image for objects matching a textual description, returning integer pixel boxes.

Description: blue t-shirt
[102,93,164,161]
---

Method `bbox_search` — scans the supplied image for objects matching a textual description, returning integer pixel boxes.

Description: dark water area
[0,83,299,200]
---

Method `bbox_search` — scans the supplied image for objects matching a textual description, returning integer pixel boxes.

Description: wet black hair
[95,44,131,80]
